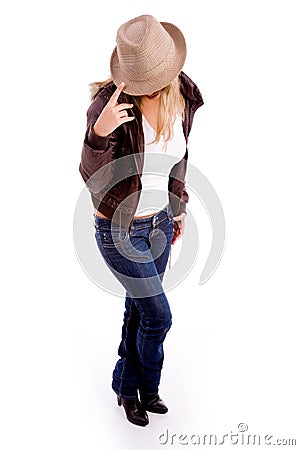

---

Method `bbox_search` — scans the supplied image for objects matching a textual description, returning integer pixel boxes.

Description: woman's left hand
[172,213,186,245]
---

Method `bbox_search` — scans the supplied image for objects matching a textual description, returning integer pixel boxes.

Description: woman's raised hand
[93,82,135,137]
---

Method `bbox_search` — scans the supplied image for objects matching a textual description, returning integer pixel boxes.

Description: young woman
[79,14,204,427]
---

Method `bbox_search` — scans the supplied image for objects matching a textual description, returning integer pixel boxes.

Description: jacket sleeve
[79,95,116,194]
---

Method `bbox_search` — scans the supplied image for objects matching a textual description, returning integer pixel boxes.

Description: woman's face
[144,90,161,100]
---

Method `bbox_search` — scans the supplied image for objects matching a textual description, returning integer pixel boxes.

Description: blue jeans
[93,203,174,399]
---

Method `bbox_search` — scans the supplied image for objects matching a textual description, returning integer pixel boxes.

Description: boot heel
[116,395,149,426]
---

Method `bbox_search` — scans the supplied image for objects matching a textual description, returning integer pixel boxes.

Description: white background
[1,1,299,449]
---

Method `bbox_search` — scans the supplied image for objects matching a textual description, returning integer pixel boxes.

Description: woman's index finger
[109,82,125,106]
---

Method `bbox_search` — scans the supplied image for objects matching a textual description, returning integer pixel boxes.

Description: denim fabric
[93,203,174,398]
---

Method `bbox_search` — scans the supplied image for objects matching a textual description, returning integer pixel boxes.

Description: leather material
[140,393,168,414]
[79,71,204,226]
[117,395,149,426]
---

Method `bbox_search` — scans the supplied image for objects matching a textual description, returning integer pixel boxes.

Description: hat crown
[116,15,173,80]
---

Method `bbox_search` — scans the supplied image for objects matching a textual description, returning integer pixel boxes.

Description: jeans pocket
[95,227,129,248]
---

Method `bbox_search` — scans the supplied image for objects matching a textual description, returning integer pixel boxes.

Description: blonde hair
[89,76,185,146]
[133,77,185,146]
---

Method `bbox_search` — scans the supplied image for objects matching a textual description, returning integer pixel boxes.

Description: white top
[134,114,186,216]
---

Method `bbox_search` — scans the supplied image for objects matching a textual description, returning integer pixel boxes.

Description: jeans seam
[119,300,134,396]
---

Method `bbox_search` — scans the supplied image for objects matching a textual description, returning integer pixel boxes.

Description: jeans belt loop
[152,213,157,228]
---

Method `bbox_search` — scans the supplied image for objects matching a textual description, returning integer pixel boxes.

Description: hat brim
[110,21,187,96]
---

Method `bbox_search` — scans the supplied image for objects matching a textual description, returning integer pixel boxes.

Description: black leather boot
[139,392,168,414]
[117,395,149,426]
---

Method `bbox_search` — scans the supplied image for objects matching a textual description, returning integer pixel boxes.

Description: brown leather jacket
[79,71,204,226]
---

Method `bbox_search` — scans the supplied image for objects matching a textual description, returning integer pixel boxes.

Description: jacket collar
[179,71,204,108]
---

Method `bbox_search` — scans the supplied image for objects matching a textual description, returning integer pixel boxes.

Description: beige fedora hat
[110,14,187,96]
